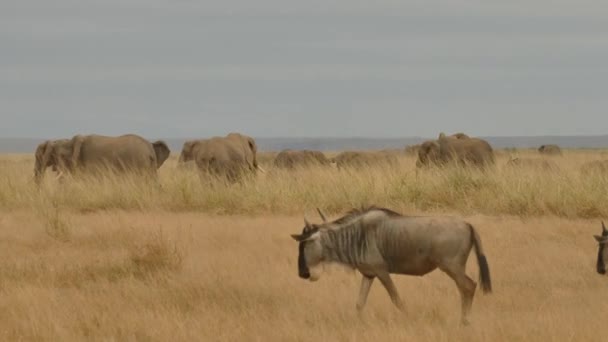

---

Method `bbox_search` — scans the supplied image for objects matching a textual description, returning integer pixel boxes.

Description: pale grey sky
[2,0,608,139]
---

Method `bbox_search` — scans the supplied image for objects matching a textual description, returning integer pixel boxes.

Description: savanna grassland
[1,150,608,341]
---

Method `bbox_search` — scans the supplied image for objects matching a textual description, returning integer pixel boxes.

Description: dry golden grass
[1,149,607,217]
[0,210,606,341]
[0,150,607,340]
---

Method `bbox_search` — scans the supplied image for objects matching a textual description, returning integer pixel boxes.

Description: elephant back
[72,134,158,173]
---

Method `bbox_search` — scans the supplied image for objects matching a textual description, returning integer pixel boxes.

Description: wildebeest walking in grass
[290,206,492,325]
[593,221,608,275]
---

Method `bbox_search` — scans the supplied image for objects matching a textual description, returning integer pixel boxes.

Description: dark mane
[331,205,402,225]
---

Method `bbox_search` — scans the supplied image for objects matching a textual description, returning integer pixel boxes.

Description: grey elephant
[416,133,494,168]
[178,139,203,164]
[179,132,261,182]
[415,133,472,167]
[177,139,204,170]
[538,144,562,156]
[273,149,329,169]
[34,134,170,183]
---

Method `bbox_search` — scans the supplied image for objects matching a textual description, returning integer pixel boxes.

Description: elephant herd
[34,132,260,183]
[270,149,400,169]
[33,131,607,184]
[412,133,607,174]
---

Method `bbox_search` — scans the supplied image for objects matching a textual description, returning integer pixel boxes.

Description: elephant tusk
[257,165,267,173]
[55,171,64,180]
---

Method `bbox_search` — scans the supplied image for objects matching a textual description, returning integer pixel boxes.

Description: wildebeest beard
[597,243,606,274]
[298,242,310,279]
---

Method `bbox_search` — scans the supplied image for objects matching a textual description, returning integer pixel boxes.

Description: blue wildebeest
[593,221,608,275]
[291,206,492,325]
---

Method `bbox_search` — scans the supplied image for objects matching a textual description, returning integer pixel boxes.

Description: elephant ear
[36,141,52,165]
[421,140,439,153]
[152,140,171,168]
[179,140,196,163]
[71,135,85,169]
[34,140,52,178]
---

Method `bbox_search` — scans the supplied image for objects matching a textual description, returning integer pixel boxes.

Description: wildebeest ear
[291,234,303,241]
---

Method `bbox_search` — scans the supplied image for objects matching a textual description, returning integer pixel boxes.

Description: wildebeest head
[594,221,608,275]
[291,215,325,281]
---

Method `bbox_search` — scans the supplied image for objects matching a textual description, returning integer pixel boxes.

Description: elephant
[273,149,329,169]
[331,151,398,169]
[34,134,170,183]
[179,132,261,182]
[538,144,562,156]
[178,139,204,170]
[580,160,608,176]
[504,157,559,171]
[415,133,473,167]
[178,139,202,164]
[34,138,73,183]
[416,133,494,168]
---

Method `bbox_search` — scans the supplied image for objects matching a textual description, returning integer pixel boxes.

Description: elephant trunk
[34,159,44,185]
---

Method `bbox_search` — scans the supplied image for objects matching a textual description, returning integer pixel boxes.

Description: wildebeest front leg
[376,272,404,311]
[356,275,375,311]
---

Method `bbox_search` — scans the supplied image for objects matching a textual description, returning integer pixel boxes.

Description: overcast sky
[2,0,608,139]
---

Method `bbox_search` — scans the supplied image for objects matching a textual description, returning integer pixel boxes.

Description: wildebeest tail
[469,224,492,293]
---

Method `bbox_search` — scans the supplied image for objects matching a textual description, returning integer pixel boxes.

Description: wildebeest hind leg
[376,272,404,311]
[440,263,476,325]
[356,275,375,311]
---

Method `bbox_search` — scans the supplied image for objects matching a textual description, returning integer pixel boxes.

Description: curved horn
[316,208,327,222]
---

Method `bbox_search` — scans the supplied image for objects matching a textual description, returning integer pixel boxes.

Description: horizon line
[1,134,608,140]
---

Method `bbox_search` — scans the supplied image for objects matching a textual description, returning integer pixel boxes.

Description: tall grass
[1,151,608,340]
[1,150,607,218]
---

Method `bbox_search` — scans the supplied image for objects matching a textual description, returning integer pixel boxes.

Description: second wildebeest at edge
[593,221,608,275]
[290,206,492,325]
